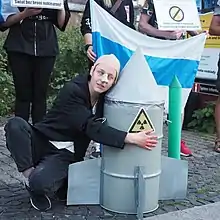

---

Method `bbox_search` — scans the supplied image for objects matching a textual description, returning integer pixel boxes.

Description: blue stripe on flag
[0,0,4,23]
[93,32,199,89]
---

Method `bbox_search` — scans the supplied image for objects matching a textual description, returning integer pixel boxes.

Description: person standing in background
[138,0,200,157]
[0,2,70,124]
[209,0,220,153]
[80,0,135,69]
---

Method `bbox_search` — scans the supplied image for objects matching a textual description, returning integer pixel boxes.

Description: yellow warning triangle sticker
[128,108,155,133]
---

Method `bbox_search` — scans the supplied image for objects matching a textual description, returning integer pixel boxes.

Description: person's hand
[87,45,96,62]
[165,30,184,40]
[126,129,158,150]
[22,8,43,18]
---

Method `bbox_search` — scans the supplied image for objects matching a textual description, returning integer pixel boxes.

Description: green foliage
[0,27,89,116]
[0,33,15,116]
[50,27,88,93]
[187,102,216,134]
[48,27,88,105]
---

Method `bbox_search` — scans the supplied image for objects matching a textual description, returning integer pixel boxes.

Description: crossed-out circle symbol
[169,6,184,22]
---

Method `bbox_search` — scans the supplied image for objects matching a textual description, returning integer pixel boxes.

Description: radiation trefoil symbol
[128,108,155,133]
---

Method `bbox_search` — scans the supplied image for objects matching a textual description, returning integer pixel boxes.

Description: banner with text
[196,12,220,80]
[11,0,64,9]
[154,0,201,31]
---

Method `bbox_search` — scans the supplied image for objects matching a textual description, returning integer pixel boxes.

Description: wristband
[85,44,92,51]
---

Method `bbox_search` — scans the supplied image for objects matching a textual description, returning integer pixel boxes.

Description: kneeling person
[5,54,158,211]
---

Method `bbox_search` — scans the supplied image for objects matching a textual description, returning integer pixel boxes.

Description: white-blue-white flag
[91,0,206,112]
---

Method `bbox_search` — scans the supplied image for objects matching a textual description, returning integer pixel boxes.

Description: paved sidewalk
[145,202,220,220]
[0,124,220,219]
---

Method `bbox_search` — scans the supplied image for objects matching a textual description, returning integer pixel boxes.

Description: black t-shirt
[80,0,135,36]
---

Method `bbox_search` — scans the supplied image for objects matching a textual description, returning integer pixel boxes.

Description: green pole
[168,75,182,159]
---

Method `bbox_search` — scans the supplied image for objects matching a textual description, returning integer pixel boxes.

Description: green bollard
[168,75,182,160]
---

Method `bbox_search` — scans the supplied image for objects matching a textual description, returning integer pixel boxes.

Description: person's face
[90,63,117,94]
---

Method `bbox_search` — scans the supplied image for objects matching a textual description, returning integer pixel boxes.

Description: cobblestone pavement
[0,124,220,220]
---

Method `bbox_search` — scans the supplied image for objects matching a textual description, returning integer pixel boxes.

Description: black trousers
[4,117,75,195]
[7,52,56,124]
[88,58,94,70]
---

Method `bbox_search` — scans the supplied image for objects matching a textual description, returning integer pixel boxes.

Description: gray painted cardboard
[67,156,188,206]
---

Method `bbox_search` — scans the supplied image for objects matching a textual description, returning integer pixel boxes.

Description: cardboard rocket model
[67,48,188,216]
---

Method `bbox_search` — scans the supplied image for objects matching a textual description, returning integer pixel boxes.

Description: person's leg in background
[214,95,220,152]
[180,111,192,157]
[214,57,220,152]
[7,52,33,122]
[167,110,192,157]
[31,56,56,124]
[182,90,201,156]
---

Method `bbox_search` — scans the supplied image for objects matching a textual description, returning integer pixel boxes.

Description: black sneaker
[90,151,101,159]
[25,184,51,211]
